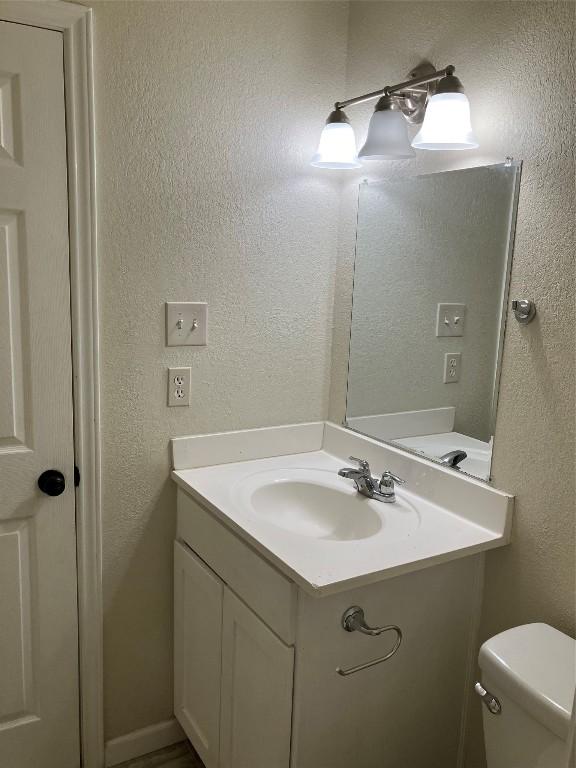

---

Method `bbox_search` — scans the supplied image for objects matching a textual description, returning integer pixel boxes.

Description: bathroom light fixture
[411,70,478,150]
[311,108,361,169]
[312,63,478,167]
[359,95,415,159]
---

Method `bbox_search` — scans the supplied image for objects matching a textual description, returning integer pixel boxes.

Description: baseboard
[105,718,186,766]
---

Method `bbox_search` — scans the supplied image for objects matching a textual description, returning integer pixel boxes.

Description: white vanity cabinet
[174,542,223,767]
[175,487,485,768]
[174,540,294,768]
[219,589,294,768]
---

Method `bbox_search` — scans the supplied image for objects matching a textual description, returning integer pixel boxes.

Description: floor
[117,741,205,768]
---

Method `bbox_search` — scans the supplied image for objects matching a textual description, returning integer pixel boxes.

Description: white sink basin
[172,434,513,595]
[234,468,419,542]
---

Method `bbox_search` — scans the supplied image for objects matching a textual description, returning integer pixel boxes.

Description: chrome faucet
[438,449,468,468]
[338,457,406,503]
[338,457,376,496]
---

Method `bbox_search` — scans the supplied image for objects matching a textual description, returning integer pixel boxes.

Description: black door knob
[38,469,66,497]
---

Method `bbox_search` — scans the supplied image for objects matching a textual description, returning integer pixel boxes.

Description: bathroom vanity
[171,422,513,768]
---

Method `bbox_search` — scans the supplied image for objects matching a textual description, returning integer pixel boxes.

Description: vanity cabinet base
[174,542,223,768]
[174,540,294,768]
[220,589,293,768]
[175,489,484,768]
[290,555,483,768]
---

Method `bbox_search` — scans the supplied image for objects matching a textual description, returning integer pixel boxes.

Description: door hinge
[74,465,80,487]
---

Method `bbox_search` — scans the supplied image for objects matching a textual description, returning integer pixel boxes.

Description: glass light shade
[311,122,361,169]
[412,92,479,150]
[359,109,415,159]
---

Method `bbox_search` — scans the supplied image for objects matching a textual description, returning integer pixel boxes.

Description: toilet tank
[478,623,575,768]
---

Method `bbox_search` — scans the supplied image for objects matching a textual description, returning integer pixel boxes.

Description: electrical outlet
[167,367,191,406]
[443,352,461,384]
[436,303,466,337]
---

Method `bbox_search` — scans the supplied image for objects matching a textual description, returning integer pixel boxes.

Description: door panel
[174,542,224,768]
[0,69,22,166]
[220,589,294,768]
[0,19,79,768]
[0,520,34,721]
[0,211,27,446]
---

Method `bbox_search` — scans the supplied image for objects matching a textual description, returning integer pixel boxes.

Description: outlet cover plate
[436,303,466,337]
[168,367,191,406]
[443,352,461,384]
[166,302,207,346]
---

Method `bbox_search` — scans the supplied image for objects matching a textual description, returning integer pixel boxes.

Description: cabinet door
[174,542,223,768]
[220,589,294,768]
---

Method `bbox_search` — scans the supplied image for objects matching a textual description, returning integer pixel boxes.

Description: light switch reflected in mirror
[344,162,522,481]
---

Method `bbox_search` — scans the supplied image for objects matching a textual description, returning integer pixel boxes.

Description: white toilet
[477,623,576,768]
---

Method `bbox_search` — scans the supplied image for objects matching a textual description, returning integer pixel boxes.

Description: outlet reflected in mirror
[344,162,522,481]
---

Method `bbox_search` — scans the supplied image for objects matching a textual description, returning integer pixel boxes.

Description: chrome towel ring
[336,606,403,676]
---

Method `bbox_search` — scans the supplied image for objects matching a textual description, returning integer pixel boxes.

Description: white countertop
[172,428,512,594]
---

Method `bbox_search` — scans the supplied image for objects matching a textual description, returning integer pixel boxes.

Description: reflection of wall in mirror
[346,166,516,443]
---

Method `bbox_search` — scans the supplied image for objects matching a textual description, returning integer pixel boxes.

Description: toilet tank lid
[479,623,576,741]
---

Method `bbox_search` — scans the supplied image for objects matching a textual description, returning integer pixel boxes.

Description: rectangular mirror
[345,162,521,481]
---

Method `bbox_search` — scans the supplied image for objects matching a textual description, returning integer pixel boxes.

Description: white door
[0,19,79,768]
[174,542,223,768]
[220,589,294,768]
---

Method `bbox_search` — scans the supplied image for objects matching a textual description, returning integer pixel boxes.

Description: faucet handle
[380,470,406,486]
[349,456,371,474]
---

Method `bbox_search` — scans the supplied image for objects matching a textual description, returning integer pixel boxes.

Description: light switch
[165,302,207,346]
[436,303,466,337]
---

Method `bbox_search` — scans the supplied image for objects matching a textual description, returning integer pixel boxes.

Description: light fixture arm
[335,64,455,111]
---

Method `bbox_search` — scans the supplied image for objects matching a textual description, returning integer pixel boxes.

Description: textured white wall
[91,0,348,740]
[329,2,575,765]
[347,166,516,442]
[91,0,574,753]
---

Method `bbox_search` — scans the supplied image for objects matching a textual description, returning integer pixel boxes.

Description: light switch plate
[168,367,191,406]
[436,303,466,337]
[443,352,462,384]
[165,302,208,346]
